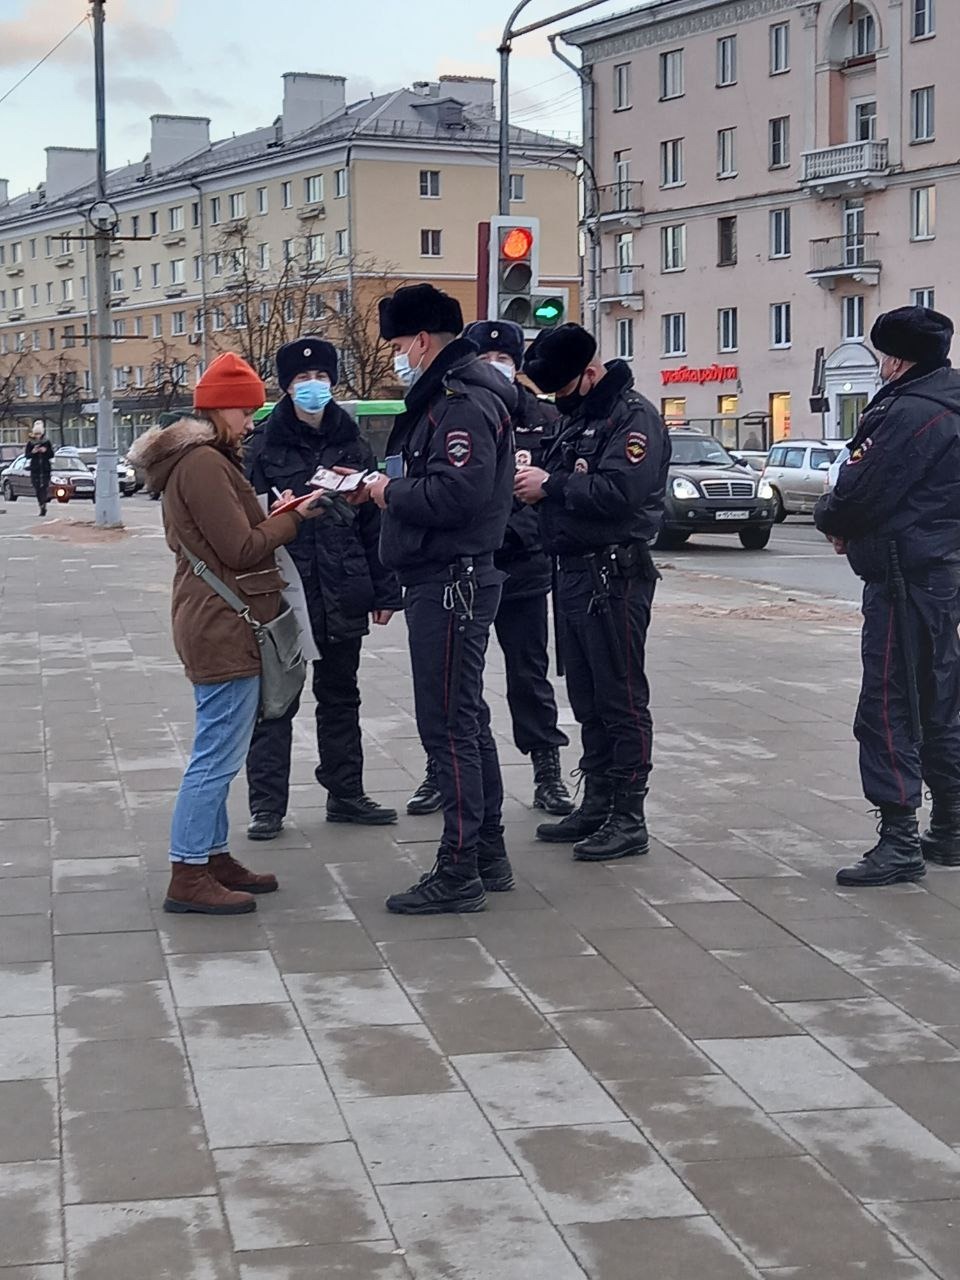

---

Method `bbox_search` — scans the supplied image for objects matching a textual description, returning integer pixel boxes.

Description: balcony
[599,265,644,312]
[5,265,23,278]
[162,233,186,248]
[297,202,326,221]
[54,253,74,268]
[800,140,890,195]
[594,182,644,228]
[807,234,881,289]
[164,284,187,298]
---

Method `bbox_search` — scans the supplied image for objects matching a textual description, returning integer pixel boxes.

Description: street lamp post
[497,0,611,217]
[90,0,121,527]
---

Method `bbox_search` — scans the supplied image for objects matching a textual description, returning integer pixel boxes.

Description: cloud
[0,0,91,68]
[73,71,174,111]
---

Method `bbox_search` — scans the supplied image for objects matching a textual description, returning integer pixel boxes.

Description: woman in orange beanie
[128,353,326,915]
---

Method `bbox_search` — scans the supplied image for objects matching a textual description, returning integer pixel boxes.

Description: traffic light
[488,215,540,327]
[532,293,565,329]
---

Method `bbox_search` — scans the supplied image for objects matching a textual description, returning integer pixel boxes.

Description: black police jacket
[537,360,670,557]
[245,397,402,644]
[814,364,960,583]
[25,437,53,482]
[498,384,559,601]
[380,337,516,586]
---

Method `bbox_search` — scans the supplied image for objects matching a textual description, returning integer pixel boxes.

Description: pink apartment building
[563,0,953,444]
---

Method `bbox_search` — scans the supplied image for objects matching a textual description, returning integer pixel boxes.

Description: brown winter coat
[128,418,303,684]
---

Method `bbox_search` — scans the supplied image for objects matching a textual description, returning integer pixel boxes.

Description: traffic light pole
[497,0,611,217]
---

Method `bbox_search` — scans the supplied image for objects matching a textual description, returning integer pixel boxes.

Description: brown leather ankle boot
[163,863,257,915]
[208,852,279,895]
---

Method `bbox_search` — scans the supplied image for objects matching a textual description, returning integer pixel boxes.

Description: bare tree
[210,223,397,397]
[0,348,30,434]
[121,340,193,413]
[43,353,83,447]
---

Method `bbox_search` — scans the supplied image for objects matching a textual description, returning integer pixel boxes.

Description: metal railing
[800,139,889,183]
[594,180,644,217]
[809,232,880,273]
[599,264,642,298]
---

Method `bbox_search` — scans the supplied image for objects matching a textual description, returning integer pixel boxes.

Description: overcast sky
[0,0,611,198]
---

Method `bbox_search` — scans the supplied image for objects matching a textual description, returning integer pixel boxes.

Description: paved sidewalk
[3,498,960,1280]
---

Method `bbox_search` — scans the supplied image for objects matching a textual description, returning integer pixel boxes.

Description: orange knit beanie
[194,352,265,410]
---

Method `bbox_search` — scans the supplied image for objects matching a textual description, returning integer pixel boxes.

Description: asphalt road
[659,517,863,604]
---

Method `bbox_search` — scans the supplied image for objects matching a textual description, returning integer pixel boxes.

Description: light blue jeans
[169,676,261,864]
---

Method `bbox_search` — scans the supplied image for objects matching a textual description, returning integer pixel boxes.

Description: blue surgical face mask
[489,359,516,383]
[292,379,332,414]
[393,343,424,388]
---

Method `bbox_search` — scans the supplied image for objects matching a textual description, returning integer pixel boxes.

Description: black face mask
[555,372,585,417]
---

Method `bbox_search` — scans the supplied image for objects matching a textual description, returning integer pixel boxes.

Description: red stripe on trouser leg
[622,580,649,782]
[443,612,464,857]
[881,603,909,807]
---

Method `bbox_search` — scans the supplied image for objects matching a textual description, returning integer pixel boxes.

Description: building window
[152,314,163,338]
[717,127,737,178]
[193,312,204,334]
[716,35,737,86]
[281,181,292,209]
[912,287,935,308]
[335,229,349,257]
[46,282,53,304]
[306,234,325,265]
[771,301,792,348]
[855,12,877,56]
[30,284,38,305]
[717,216,737,266]
[113,367,128,391]
[149,212,159,235]
[718,307,739,353]
[31,328,40,350]
[193,255,202,281]
[304,174,324,205]
[61,279,73,303]
[170,259,185,285]
[169,205,184,232]
[29,239,36,259]
[842,295,865,341]
[256,186,268,214]
[283,298,295,324]
[509,173,525,202]
[614,61,631,109]
[662,312,686,356]
[190,203,200,228]
[661,224,686,272]
[913,0,935,39]
[854,100,877,142]
[911,185,936,240]
[282,239,294,263]
[660,138,684,188]
[171,311,185,335]
[770,207,792,258]
[111,270,124,293]
[259,299,270,325]
[132,265,143,290]
[616,232,633,268]
[229,191,246,220]
[419,169,441,198]
[420,229,442,257]
[209,196,221,225]
[614,148,633,206]
[232,303,247,328]
[134,316,143,336]
[911,87,935,142]
[616,317,634,360]
[769,116,790,169]
[133,367,144,388]
[770,21,790,73]
[306,294,323,320]
[48,327,55,349]
[10,241,22,264]
[659,48,684,99]
[12,286,24,308]
[257,242,270,270]
[112,318,125,337]
[335,168,348,198]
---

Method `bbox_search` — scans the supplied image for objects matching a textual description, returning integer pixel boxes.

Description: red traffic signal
[501,225,534,261]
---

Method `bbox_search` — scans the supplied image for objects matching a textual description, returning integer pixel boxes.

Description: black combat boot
[921,793,960,867]
[573,778,650,862]
[247,812,283,841]
[385,846,486,915]
[476,825,515,892]
[406,759,443,816]
[536,774,612,843]
[327,793,398,825]
[531,746,574,816]
[836,809,927,887]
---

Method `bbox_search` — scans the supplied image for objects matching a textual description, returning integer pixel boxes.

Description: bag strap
[179,543,257,625]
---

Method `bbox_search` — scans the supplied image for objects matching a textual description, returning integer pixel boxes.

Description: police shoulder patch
[849,436,873,464]
[625,431,647,464]
[445,430,472,468]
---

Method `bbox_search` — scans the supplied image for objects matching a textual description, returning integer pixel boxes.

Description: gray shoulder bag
[180,545,306,720]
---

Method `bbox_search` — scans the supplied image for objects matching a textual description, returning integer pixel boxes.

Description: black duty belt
[559,543,654,578]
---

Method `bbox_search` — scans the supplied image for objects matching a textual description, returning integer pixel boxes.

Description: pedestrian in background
[128,352,325,916]
[351,284,515,915]
[25,420,53,516]
[244,336,402,841]
[815,306,960,887]
[516,324,670,861]
[405,319,572,820]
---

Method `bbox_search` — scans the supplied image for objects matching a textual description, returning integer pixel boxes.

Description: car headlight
[758,478,774,499]
[124,467,135,479]
[671,476,700,500]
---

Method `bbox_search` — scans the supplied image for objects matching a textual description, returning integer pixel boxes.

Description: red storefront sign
[661,364,739,386]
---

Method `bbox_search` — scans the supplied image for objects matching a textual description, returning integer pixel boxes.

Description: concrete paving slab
[0,964,53,1017]
[64,1197,235,1280]
[63,1106,216,1203]
[452,1049,624,1129]
[308,1024,459,1099]
[562,1217,764,1280]
[0,1162,62,1267]
[777,997,960,1068]
[236,1243,411,1280]
[0,1080,58,1163]
[166,950,288,1008]
[698,1036,890,1112]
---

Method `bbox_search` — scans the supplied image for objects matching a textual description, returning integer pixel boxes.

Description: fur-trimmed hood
[128,417,219,494]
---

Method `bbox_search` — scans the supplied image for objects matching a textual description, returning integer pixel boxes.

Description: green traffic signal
[533,296,564,328]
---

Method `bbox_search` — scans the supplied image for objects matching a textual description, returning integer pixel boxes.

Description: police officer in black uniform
[405,319,573,819]
[815,306,960,886]
[516,323,670,861]
[355,285,516,914]
[244,337,402,838]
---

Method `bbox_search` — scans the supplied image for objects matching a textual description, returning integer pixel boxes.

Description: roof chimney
[44,147,97,202]
[0,179,8,206]
[150,115,211,170]
[281,73,346,137]
[438,75,495,117]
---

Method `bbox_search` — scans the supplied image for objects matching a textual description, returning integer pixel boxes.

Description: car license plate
[715,509,749,521]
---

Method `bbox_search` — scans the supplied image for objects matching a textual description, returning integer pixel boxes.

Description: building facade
[0,73,578,447]
[565,0,953,445]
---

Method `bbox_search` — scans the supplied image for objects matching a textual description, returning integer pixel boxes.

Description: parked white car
[762,440,843,519]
